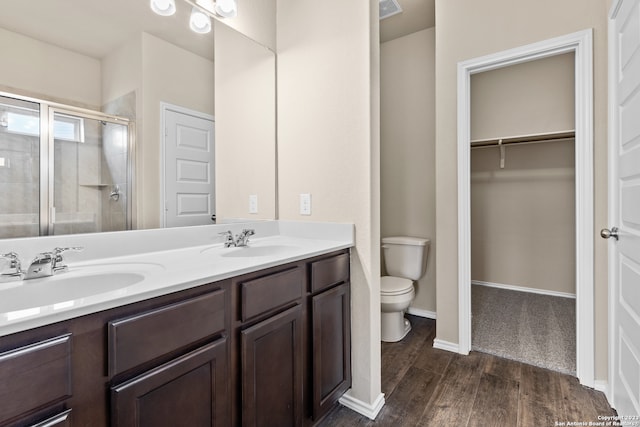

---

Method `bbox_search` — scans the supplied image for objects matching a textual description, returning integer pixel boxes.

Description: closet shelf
[470,130,575,149]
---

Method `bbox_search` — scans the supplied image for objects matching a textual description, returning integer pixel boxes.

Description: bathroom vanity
[0,221,353,426]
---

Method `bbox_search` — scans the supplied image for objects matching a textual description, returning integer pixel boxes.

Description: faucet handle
[0,252,23,276]
[219,230,235,247]
[51,247,84,271]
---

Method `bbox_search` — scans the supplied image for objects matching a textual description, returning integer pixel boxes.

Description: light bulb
[214,0,237,18]
[190,7,211,34]
[150,0,176,16]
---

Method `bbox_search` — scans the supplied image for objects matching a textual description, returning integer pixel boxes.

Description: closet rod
[470,130,575,149]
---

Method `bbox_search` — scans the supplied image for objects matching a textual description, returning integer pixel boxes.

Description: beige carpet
[471,284,576,375]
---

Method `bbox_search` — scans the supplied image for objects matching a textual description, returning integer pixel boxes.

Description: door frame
[456,29,595,386]
[159,102,215,228]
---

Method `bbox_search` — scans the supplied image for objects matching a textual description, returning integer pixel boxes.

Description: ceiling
[380,0,436,43]
[0,0,435,62]
[0,0,214,60]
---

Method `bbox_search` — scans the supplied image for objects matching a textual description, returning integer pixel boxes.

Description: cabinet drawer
[108,289,226,376]
[0,335,72,425]
[310,252,350,293]
[241,267,303,322]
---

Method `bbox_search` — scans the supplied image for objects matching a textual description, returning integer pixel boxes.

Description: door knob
[600,227,619,240]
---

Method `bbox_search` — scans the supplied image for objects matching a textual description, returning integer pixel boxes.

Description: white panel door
[164,109,215,227]
[609,0,640,416]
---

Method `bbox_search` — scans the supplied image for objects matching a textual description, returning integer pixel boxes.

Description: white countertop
[0,221,354,337]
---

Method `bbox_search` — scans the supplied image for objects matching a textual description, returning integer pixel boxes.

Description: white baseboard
[433,338,461,354]
[593,380,608,395]
[471,280,576,299]
[338,390,385,420]
[407,307,436,319]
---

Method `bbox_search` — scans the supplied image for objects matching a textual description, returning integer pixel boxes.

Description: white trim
[407,307,436,319]
[159,102,215,228]
[457,29,595,387]
[607,0,622,408]
[433,338,461,354]
[338,391,385,420]
[594,380,610,397]
[471,280,576,299]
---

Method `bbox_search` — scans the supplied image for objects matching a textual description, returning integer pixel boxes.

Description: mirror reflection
[0,0,276,239]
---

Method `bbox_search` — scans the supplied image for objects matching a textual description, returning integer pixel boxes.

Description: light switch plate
[249,195,258,214]
[299,193,311,215]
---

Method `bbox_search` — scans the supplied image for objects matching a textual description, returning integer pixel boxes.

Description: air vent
[379,0,402,20]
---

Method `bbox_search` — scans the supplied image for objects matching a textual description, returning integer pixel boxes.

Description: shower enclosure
[0,93,134,238]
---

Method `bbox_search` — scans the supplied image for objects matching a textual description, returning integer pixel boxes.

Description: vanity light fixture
[214,0,237,18]
[189,6,211,33]
[150,0,176,16]
[151,0,236,34]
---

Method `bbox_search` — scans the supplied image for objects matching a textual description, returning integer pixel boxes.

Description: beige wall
[0,27,101,108]
[380,28,436,314]
[471,53,575,139]
[471,141,576,294]
[102,36,142,106]
[219,0,277,51]
[214,23,276,220]
[277,0,381,406]
[470,54,576,295]
[139,33,215,229]
[435,0,610,381]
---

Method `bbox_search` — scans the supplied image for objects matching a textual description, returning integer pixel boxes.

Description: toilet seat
[381,276,414,296]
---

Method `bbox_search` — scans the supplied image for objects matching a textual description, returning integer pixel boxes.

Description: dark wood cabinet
[0,334,72,426]
[0,249,350,427]
[111,338,229,427]
[311,282,351,421]
[241,305,304,427]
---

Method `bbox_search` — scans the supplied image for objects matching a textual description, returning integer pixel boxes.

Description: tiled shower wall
[0,130,39,238]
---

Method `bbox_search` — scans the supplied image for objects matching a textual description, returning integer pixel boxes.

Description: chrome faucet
[0,252,24,282]
[218,229,256,248]
[25,247,83,279]
[235,229,255,247]
[219,231,236,248]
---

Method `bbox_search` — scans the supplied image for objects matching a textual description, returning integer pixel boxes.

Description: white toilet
[380,236,430,342]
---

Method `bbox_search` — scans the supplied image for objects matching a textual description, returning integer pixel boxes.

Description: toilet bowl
[380,236,430,343]
[381,276,415,341]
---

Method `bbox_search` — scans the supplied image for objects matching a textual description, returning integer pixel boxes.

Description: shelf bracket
[498,139,505,169]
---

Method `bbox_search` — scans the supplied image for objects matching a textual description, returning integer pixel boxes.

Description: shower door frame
[0,90,135,236]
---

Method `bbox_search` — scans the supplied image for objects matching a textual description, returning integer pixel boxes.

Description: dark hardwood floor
[319,316,616,427]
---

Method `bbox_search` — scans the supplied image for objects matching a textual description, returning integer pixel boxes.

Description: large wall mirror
[0,0,276,239]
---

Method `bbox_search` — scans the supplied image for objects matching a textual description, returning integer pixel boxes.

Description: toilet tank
[382,236,430,281]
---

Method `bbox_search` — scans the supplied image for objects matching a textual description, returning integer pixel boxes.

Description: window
[53,114,85,142]
[1,109,85,142]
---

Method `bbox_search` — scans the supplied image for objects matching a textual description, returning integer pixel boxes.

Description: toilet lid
[381,276,414,295]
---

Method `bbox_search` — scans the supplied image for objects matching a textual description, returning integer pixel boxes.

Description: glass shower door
[0,95,41,238]
[50,109,130,235]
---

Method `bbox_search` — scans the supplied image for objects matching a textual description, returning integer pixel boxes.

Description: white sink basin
[0,262,164,312]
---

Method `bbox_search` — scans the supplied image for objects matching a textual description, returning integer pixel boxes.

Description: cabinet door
[241,305,303,427]
[111,338,229,427]
[311,282,351,420]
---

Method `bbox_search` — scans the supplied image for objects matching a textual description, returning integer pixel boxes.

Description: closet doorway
[470,52,576,374]
[456,30,595,387]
